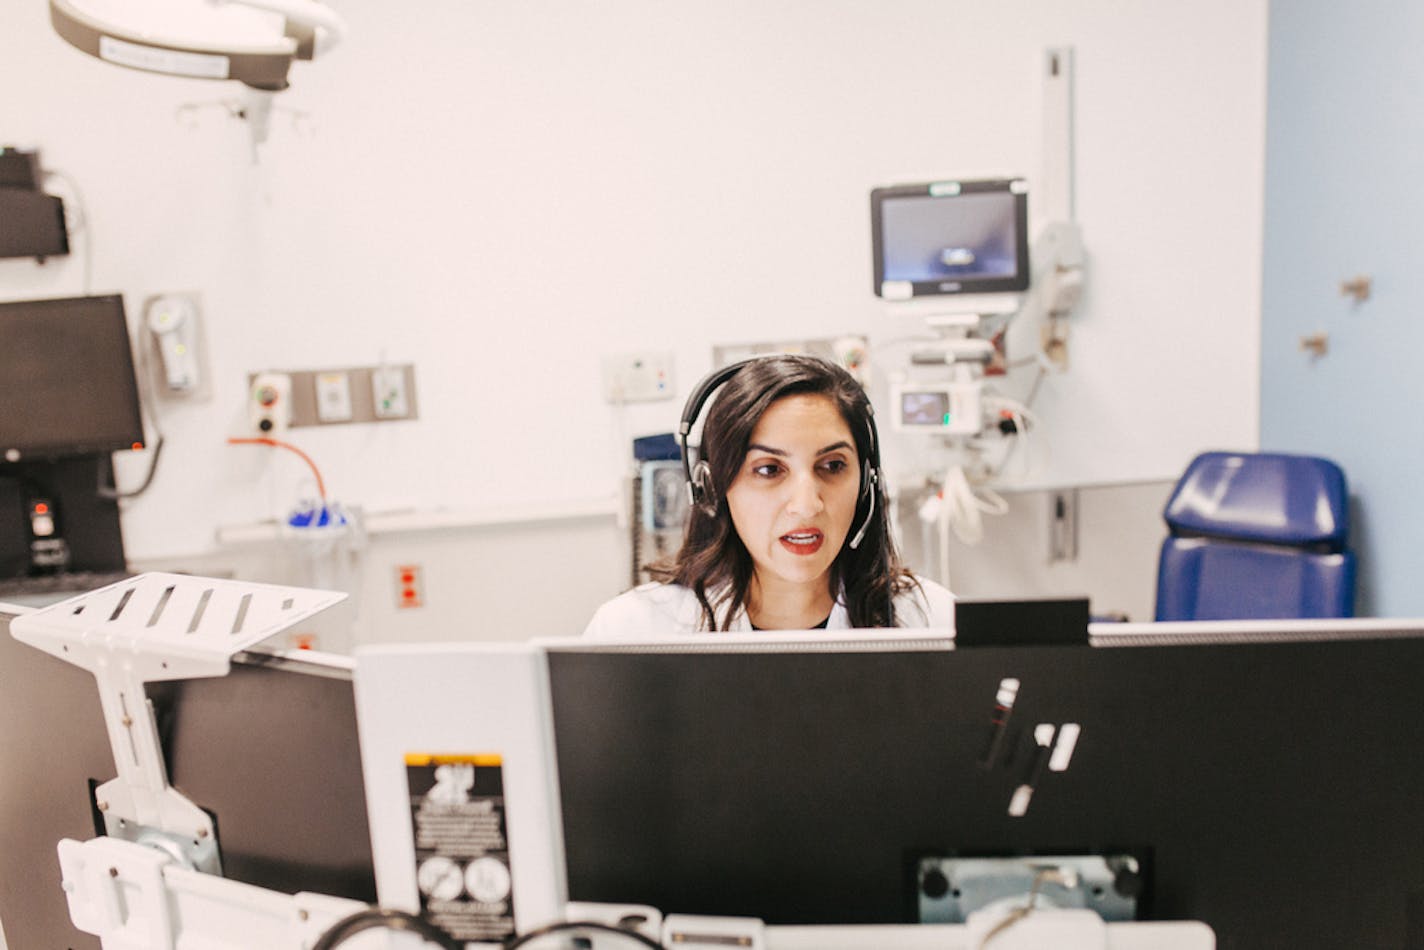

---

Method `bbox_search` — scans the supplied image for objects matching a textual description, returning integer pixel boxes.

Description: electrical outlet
[602,351,675,403]
[395,564,424,609]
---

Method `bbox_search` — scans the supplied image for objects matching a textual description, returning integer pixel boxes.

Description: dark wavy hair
[649,354,919,630]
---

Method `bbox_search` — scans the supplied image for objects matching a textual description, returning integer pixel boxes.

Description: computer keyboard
[0,570,135,599]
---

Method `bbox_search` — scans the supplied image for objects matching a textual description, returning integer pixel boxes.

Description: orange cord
[227,437,328,505]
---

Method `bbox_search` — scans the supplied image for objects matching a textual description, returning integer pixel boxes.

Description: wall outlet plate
[315,371,354,422]
[602,351,674,403]
[248,372,292,434]
[372,365,412,419]
[395,563,423,609]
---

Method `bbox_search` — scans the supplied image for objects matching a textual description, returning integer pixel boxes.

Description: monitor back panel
[952,597,1090,646]
[0,613,376,949]
[550,636,1424,949]
[0,456,126,578]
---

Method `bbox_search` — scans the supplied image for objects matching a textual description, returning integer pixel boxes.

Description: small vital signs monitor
[871,178,1029,300]
[892,380,982,436]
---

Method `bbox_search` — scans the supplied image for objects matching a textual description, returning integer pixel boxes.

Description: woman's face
[724,392,861,596]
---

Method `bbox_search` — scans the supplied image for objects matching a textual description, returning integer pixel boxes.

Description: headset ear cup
[691,460,717,514]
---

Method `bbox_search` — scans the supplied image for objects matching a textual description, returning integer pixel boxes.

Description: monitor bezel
[870,178,1030,300]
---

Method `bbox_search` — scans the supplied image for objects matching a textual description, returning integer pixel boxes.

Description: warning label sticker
[405,753,516,943]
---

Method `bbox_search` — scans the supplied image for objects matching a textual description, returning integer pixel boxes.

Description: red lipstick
[779,529,824,556]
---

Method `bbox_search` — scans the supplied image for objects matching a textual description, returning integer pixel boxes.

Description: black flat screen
[551,629,1424,949]
[0,294,144,460]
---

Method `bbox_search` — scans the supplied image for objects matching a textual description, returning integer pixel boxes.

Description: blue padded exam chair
[1154,451,1356,621]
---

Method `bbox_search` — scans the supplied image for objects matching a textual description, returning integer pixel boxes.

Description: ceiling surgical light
[49,0,347,153]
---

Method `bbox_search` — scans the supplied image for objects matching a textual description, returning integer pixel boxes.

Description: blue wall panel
[1262,0,1424,615]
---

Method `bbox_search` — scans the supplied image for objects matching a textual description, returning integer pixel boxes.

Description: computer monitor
[870,178,1029,301]
[547,621,1424,947]
[0,293,144,461]
[0,609,377,949]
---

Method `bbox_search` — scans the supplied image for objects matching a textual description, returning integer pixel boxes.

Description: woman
[584,354,954,636]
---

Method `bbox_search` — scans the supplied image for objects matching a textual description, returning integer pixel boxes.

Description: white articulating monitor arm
[12,572,345,874]
[55,835,378,950]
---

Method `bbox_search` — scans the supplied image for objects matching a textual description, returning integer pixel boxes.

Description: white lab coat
[582,577,955,639]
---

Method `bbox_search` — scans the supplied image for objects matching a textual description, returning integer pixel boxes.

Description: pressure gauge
[417,856,465,901]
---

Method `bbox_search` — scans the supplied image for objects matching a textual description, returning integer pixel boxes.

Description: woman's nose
[786,470,825,516]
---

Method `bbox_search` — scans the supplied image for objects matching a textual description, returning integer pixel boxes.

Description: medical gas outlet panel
[246,364,418,431]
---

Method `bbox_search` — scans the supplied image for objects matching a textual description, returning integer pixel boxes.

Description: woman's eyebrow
[745,440,853,457]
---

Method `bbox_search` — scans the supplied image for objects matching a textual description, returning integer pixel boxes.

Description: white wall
[0,1,1267,640]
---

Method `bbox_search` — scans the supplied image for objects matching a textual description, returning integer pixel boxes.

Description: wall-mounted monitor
[870,178,1029,301]
[0,147,70,261]
[0,294,144,461]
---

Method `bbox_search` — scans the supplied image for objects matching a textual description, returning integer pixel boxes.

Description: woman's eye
[820,458,850,475]
[751,462,783,478]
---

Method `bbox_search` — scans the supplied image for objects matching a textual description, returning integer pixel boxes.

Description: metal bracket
[1299,331,1329,359]
[1043,47,1077,224]
[1339,275,1372,303]
[57,835,369,949]
[11,573,345,874]
[1049,489,1080,563]
[918,854,1140,924]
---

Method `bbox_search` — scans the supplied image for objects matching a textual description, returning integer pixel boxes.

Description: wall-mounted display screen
[0,294,144,460]
[871,178,1029,300]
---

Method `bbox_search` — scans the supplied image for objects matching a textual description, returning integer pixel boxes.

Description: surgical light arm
[49,0,348,155]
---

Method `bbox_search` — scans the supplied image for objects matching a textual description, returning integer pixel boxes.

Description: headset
[677,355,884,550]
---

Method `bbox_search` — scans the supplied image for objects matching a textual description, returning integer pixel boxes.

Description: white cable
[43,168,92,294]
[938,489,951,588]
[982,394,1043,480]
[975,866,1081,950]
[990,398,1031,478]
[938,464,1008,547]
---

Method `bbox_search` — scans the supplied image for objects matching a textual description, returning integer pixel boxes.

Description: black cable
[504,919,664,949]
[312,910,664,950]
[97,434,165,500]
[43,167,93,294]
[97,319,168,501]
[311,908,461,950]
